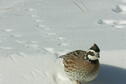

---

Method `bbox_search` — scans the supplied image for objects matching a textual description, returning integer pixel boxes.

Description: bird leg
[76,80,81,84]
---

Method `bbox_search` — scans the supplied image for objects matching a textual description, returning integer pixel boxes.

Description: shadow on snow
[84,64,126,84]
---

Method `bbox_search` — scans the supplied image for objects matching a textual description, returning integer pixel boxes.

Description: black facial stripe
[87,51,95,56]
[89,59,99,64]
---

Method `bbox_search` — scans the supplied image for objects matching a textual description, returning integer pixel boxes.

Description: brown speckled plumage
[60,44,100,84]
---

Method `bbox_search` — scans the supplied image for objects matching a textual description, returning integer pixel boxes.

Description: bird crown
[89,43,100,52]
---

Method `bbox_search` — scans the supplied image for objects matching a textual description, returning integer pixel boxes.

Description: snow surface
[0,0,126,84]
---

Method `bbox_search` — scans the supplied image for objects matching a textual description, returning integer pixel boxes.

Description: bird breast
[63,56,99,82]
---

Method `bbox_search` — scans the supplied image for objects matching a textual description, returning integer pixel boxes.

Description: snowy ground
[0,0,126,84]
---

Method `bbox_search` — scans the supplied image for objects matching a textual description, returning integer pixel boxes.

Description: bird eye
[88,51,95,56]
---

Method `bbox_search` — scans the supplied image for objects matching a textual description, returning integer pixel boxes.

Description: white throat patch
[88,55,98,60]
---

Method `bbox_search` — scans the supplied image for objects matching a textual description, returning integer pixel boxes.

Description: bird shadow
[82,64,126,84]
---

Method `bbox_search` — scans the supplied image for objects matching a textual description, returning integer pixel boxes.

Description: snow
[0,0,126,84]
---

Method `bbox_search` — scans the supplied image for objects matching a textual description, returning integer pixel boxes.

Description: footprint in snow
[27,8,35,12]
[97,19,125,29]
[113,25,124,29]
[97,19,116,25]
[38,24,46,28]
[31,14,39,18]
[112,5,126,14]
[58,43,69,47]
[35,19,44,23]
[4,29,13,32]
[58,37,64,41]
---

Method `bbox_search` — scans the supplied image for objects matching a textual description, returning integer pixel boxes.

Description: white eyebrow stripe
[88,50,95,53]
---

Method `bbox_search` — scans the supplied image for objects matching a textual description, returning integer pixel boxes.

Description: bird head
[86,43,100,61]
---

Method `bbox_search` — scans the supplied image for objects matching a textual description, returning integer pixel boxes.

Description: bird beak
[97,53,100,58]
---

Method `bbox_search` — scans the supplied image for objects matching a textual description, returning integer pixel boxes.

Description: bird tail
[58,55,66,58]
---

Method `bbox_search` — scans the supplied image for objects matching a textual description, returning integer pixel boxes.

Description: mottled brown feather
[61,50,100,83]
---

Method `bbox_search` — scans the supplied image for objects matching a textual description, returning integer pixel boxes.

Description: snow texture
[0,0,126,84]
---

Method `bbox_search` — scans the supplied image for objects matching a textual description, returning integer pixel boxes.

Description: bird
[59,43,100,84]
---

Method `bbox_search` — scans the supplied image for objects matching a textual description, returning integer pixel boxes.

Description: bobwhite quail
[59,44,100,84]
